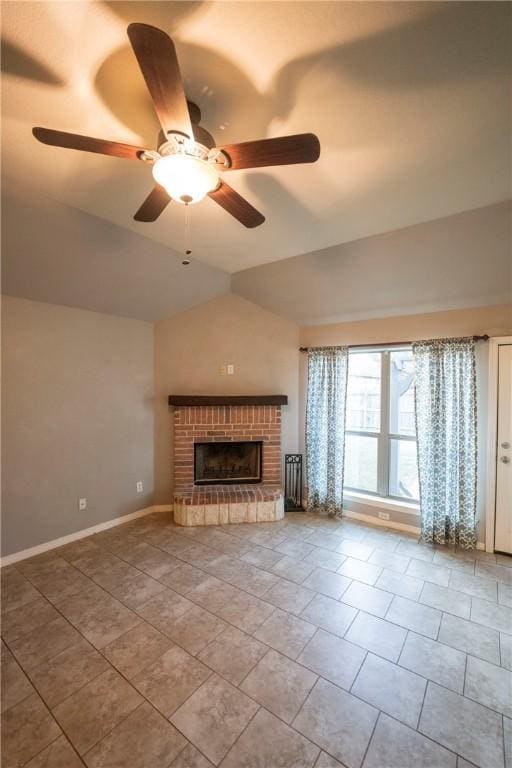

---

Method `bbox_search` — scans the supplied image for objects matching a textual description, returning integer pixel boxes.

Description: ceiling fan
[32,23,321,228]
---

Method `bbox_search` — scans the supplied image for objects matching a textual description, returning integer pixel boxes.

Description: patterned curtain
[306,347,349,517]
[412,337,477,549]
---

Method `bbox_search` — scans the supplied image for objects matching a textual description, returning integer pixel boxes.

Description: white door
[495,344,512,554]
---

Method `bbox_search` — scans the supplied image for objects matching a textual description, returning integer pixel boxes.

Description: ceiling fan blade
[214,133,320,170]
[208,181,264,228]
[133,186,171,222]
[32,127,149,160]
[127,23,192,140]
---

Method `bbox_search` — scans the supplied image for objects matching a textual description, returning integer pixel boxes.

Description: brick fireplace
[169,395,287,526]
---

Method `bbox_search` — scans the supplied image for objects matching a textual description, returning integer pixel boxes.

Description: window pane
[344,434,378,493]
[346,352,381,432]
[389,350,416,436]
[389,439,419,499]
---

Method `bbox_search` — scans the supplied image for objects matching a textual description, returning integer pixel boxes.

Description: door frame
[485,336,512,553]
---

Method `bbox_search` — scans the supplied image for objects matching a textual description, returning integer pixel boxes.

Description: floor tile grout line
[161,669,218,763]
[19,730,88,768]
[6,559,507,721]
[290,605,511,723]
[347,633,510,721]
[289,675,322,731]
[71,560,279,679]
[137,600,453,768]
[0,524,478,620]
[358,707,381,768]
[341,604,361,639]
[26,562,299,741]
[79,699,151,763]
[2,574,106,674]
[0,649,83,764]
[21,638,112,711]
[291,672,444,758]
[230,645,273,690]
[50,536,288,651]
[44,594,218,766]
[307,623,508,721]
[115,522,400,591]
[15,518,504,630]
[0,641,42,712]
[164,740,195,768]
[4,578,158,722]
[348,649,370,696]
[4,653,90,767]
[214,703,264,766]
[416,669,431,732]
[4,514,509,767]
[396,627,411,667]
[501,713,506,768]
[2,516,488,574]
[368,702,465,767]
[3,564,233,759]
[4,544,508,688]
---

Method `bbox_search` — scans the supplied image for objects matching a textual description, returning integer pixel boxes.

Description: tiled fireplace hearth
[169,395,287,526]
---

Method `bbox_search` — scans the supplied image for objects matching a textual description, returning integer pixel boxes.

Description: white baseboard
[1,503,486,567]
[343,509,421,535]
[0,505,159,568]
[344,509,486,550]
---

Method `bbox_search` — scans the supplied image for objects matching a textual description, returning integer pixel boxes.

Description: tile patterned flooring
[1,512,512,768]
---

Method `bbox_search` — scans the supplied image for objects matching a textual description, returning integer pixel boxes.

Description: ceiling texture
[1,1,511,322]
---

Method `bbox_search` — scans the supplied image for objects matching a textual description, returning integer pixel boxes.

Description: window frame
[344,346,419,503]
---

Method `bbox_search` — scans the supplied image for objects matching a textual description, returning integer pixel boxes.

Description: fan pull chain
[183,202,192,264]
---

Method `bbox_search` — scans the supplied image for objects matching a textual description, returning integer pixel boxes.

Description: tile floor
[1,511,511,768]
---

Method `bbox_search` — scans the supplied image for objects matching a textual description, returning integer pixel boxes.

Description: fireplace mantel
[168,394,288,406]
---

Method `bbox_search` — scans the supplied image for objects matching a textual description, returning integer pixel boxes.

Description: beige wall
[1,297,154,556]
[3,293,510,555]
[154,294,299,504]
[299,304,512,540]
[233,202,512,325]
[300,304,512,347]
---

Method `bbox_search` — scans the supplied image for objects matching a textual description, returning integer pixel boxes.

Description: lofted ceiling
[233,201,512,326]
[2,0,510,279]
[2,188,230,322]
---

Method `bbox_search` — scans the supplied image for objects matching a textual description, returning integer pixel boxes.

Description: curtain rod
[299,335,489,352]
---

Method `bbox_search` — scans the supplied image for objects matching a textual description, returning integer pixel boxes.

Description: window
[344,348,419,502]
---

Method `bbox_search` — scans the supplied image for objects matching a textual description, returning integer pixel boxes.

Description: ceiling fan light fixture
[152,154,219,204]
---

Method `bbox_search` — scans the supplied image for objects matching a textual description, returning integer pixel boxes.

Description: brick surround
[171,403,284,526]
[173,405,282,490]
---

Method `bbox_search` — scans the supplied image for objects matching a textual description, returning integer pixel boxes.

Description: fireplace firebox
[194,441,262,485]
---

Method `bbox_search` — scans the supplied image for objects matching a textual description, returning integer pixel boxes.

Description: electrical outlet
[378,511,390,521]
[78,498,87,511]
[136,481,143,493]
[220,365,227,375]
[227,364,235,375]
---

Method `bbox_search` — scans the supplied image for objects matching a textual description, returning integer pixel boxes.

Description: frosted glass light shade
[152,155,219,204]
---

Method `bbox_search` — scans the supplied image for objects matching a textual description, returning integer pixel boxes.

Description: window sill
[343,490,420,516]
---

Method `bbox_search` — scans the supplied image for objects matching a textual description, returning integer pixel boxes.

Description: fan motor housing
[155,133,231,170]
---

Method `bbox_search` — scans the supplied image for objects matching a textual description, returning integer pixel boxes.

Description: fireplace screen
[194,441,262,485]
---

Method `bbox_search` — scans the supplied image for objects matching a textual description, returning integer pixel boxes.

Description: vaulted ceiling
[2,1,510,321]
